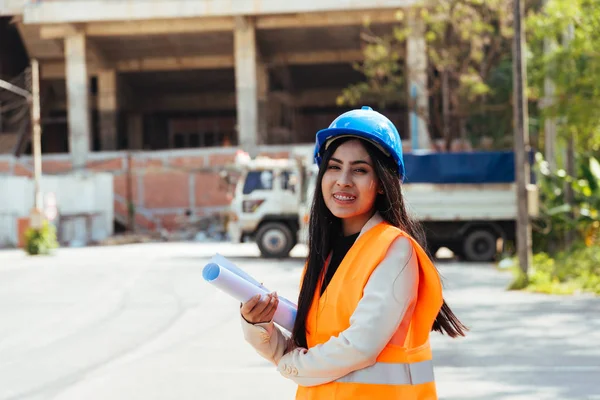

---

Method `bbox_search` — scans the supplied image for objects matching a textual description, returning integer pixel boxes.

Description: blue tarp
[402,151,534,184]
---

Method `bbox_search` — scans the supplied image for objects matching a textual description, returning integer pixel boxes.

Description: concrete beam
[42,60,98,79]
[256,9,401,29]
[24,0,417,24]
[116,55,235,72]
[39,23,79,39]
[40,49,363,78]
[37,9,400,39]
[267,49,363,67]
[40,17,234,39]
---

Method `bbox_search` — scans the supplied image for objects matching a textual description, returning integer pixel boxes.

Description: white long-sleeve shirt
[241,213,419,387]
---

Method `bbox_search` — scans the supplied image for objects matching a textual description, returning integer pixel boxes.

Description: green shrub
[508,246,600,295]
[24,221,59,256]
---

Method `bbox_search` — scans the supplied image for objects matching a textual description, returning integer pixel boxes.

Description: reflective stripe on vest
[336,360,435,386]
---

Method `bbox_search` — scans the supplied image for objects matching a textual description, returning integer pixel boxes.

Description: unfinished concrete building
[0,0,430,236]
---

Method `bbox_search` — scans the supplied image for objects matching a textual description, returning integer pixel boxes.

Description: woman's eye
[327,165,340,170]
[354,168,367,173]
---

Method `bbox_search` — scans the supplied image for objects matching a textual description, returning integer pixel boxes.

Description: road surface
[0,242,598,400]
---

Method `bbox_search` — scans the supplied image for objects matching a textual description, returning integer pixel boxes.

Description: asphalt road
[0,242,598,400]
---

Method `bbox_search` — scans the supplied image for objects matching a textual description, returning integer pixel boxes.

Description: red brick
[42,160,71,174]
[87,157,123,172]
[143,172,189,208]
[131,157,163,170]
[194,172,230,207]
[169,155,206,169]
[13,162,32,177]
[208,153,236,167]
[0,161,10,173]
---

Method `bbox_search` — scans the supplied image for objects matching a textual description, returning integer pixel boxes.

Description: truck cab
[227,153,317,258]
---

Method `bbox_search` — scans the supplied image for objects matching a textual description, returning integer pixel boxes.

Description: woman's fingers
[259,293,279,321]
[241,292,279,324]
[240,294,261,315]
[251,294,273,316]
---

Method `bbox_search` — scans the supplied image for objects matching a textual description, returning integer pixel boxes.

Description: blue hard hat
[314,106,405,179]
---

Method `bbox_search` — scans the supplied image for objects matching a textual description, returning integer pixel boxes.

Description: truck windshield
[243,170,274,194]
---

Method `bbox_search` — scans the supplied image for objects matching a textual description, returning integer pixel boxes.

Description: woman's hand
[241,292,279,324]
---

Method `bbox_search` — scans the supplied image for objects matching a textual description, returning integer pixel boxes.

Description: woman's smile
[332,192,357,204]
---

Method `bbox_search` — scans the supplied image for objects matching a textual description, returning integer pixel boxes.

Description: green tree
[338,0,516,149]
[527,0,600,153]
[507,0,600,295]
[527,0,600,250]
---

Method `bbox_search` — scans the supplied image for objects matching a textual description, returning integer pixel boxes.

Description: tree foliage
[526,0,600,152]
[338,0,517,149]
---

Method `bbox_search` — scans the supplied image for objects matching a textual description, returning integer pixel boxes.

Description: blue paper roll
[202,256,297,332]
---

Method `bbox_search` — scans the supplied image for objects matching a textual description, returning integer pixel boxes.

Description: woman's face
[321,139,381,236]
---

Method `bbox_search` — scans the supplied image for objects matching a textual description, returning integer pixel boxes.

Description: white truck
[226,151,318,258]
[226,151,539,262]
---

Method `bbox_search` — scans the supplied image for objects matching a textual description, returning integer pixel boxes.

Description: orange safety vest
[296,222,443,400]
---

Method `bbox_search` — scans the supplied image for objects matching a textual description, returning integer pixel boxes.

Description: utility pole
[512,0,532,275]
[29,60,44,228]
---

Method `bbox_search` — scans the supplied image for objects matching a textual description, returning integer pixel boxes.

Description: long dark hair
[292,137,467,348]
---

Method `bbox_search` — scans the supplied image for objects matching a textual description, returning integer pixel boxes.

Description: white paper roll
[202,261,297,332]
[210,254,263,287]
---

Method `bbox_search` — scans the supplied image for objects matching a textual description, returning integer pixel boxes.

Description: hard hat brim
[317,128,390,155]
[314,127,404,178]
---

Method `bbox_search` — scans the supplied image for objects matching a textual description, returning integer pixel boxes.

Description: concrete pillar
[127,113,144,150]
[97,69,118,151]
[234,16,258,155]
[406,19,431,151]
[64,33,91,170]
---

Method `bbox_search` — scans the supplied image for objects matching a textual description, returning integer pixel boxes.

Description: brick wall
[0,145,313,232]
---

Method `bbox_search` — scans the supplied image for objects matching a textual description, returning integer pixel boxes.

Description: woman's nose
[336,170,353,187]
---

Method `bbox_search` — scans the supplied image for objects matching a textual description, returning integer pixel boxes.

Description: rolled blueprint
[202,261,297,332]
[208,254,298,311]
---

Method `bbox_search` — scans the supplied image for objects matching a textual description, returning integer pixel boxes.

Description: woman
[240,106,467,399]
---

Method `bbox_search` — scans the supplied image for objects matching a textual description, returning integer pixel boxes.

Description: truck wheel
[463,229,498,262]
[256,222,295,258]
